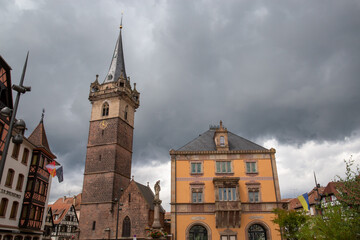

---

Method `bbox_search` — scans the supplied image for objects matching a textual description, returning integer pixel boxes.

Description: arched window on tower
[122,216,131,237]
[124,105,128,120]
[102,102,109,117]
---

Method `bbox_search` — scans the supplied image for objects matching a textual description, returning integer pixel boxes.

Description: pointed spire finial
[120,12,123,29]
[40,108,45,123]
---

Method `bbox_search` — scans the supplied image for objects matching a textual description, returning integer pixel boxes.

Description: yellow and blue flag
[298,193,310,211]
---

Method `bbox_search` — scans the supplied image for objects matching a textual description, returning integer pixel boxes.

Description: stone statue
[152,180,162,229]
[154,180,161,200]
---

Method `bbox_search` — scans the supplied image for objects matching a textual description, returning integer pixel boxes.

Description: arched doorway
[122,216,131,237]
[189,225,208,240]
[248,224,267,240]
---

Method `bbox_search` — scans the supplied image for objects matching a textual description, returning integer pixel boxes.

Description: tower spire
[104,13,127,83]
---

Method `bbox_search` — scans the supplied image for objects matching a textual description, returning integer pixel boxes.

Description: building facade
[170,122,282,240]
[114,179,165,239]
[0,117,57,240]
[0,56,13,162]
[49,197,79,240]
[79,23,141,240]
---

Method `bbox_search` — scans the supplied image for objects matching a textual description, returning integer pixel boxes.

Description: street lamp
[0,52,31,182]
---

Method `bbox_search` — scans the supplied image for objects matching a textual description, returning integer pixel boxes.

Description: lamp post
[0,52,31,182]
[114,188,123,240]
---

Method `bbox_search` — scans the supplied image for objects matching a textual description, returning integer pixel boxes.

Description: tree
[336,156,360,211]
[272,208,310,240]
[273,157,360,240]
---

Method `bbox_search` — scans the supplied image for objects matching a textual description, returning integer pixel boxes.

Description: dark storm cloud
[1,0,360,201]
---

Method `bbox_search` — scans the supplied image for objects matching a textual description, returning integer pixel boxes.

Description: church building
[170,121,282,240]
[79,22,164,239]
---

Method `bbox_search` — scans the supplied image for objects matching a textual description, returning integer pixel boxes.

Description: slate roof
[177,129,268,151]
[135,182,165,213]
[103,26,127,83]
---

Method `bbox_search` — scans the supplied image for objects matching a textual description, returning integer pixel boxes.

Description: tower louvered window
[102,102,109,116]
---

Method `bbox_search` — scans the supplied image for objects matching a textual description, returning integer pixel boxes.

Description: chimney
[73,195,77,206]
[63,196,67,202]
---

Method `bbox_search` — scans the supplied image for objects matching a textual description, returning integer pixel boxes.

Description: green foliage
[303,205,360,240]
[272,208,310,240]
[273,157,360,240]
[335,156,360,212]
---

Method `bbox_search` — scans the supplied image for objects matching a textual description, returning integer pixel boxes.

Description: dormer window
[214,121,229,151]
[102,102,109,117]
[220,136,225,146]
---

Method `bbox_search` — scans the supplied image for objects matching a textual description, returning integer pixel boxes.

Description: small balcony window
[219,187,237,201]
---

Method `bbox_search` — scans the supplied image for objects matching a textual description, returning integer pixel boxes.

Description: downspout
[175,154,177,240]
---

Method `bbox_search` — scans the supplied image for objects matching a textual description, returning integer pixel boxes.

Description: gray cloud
[1,0,360,202]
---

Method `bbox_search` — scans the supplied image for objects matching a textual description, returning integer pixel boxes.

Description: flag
[46,161,56,177]
[298,193,310,211]
[56,166,64,183]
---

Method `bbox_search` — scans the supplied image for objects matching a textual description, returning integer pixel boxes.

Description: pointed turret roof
[103,21,127,83]
[28,113,56,159]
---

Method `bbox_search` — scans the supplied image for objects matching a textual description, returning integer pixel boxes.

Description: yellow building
[170,122,282,240]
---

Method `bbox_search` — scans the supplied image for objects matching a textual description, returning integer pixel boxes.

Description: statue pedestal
[152,199,162,229]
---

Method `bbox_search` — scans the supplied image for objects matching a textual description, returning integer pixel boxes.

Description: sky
[1,0,360,212]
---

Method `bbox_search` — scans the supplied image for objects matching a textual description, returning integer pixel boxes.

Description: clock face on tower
[99,120,108,129]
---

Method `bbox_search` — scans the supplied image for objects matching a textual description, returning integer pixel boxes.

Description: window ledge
[190,173,203,176]
[215,172,234,176]
[246,172,259,176]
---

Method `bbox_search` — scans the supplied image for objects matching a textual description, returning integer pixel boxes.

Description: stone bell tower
[79,22,140,240]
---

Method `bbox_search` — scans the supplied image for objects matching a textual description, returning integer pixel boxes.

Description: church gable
[118,180,155,237]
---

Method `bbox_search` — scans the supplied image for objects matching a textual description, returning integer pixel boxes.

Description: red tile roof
[288,187,325,210]
[49,194,81,224]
